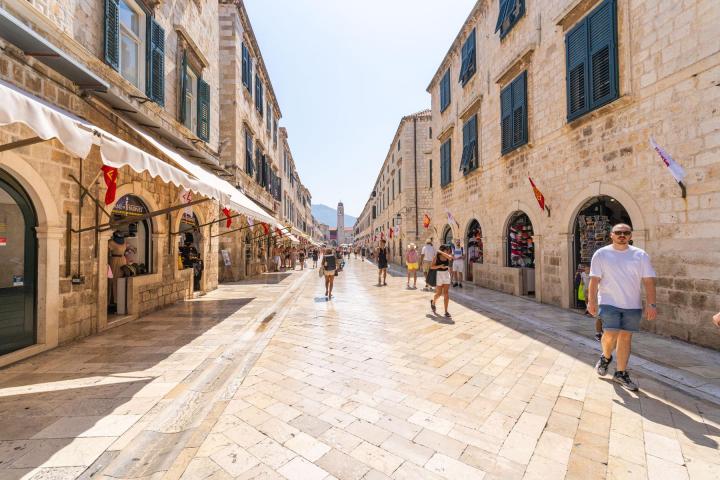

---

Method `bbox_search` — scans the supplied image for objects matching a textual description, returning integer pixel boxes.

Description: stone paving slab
[174,257,720,480]
[0,271,306,480]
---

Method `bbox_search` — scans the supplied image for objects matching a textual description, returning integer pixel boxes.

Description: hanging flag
[261,223,270,235]
[389,227,394,239]
[650,137,686,184]
[423,214,431,229]
[395,225,400,238]
[247,216,254,227]
[446,210,460,230]
[101,165,118,205]
[528,177,545,211]
[275,227,283,237]
[179,189,193,217]
[222,208,232,228]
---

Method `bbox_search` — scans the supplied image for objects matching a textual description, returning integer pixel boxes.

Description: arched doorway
[572,195,631,308]
[244,230,253,278]
[442,225,453,246]
[0,170,37,355]
[507,211,535,296]
[465,219,483,281]
[178,211,203,291]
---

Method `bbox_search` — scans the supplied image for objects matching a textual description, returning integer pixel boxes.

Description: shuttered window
[565,0,618,121]
[255,146,262,184]
[197,78,210,141]
[255,75,264,114]
[146,18,164,105]
[245,129,254,176]
[241,43,252,92]
[458,29,476,86]
[440,139,452,187]
[495,0,525,39]
[104,0,120,69]
[440,69,451,112]
[460,114,478,174]
[500,71,527,155]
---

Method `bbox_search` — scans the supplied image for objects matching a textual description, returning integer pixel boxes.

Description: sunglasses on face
[612,231,632,236]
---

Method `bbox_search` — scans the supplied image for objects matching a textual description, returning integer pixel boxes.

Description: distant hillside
[312,204,357,228]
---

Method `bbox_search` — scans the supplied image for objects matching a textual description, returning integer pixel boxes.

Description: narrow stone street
[1,258,719,479]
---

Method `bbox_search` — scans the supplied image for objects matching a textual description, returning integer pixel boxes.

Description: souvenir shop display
[576,214,611,264]
[508,214,534,268]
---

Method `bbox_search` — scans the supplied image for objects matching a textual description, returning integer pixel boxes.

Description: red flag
[275,227,283,237]
[101,166,118,205]
[389,228,394,239]
[222,208,232,228]
[528,177,545,211]
[261,223,269,235]
[423,214,431,229]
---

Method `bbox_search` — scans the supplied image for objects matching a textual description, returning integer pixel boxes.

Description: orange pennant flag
[528,177,545,211]
[101,165,118,205]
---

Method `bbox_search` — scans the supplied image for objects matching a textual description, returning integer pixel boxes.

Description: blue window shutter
[104,0,120,70]
[241,44,248,88]
[179,50,187,123]
[512,72,527,147]
[588,0,617,108]
[146,18,165,105]
[500,85,512,154]
[566,20,589,120]
[197,78,210,141]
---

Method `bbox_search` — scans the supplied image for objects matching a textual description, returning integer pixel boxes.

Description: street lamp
[394,213,402,226]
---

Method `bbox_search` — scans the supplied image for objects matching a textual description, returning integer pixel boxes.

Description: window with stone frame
[177,33,210,141]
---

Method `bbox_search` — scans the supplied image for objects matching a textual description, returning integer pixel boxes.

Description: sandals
[444,312,451,318]
[430,300,436,313]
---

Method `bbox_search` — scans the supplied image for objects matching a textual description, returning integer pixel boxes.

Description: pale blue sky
[244,0,477,217]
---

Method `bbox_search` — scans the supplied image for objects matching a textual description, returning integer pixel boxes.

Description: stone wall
[427,0,720,348]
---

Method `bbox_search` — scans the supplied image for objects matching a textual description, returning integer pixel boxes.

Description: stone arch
[0,150,63,365]
[111,181,162,233]
[441,224,453,245]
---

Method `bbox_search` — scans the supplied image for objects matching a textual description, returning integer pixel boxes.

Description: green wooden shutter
[179,50,187,124]
[588,0,617,108]
[512,72,527,147]
[104,0,120,70]
[500,85,512,153]
[566,20,589,120]
[469,115,478,169]
[197,78,210,141]
[146,18,165,105]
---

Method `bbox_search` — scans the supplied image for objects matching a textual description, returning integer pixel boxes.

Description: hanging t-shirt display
[508,214,534,268]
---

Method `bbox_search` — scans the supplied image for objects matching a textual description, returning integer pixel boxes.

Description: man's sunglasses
[612,231,632,236]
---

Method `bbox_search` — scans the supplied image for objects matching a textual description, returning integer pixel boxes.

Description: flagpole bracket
[679,182,687,199]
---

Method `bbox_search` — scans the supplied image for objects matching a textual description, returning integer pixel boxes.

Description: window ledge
[494,42,536,86]
[553,0,601,30]
[175,25,209,68]
[502,141,532,158]
[565,94,633,129]
[459,94,483,122]
[437,123,455,143]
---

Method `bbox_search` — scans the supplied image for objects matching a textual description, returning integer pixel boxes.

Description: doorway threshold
[106,314,138,330]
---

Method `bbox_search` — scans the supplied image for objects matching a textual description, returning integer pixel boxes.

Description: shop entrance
[0,170,37,355]
[178,212,203,291]
[465,219,483,282]
[244,231,253,278]
[108,194,152,315]
[572,196,631,308]
[507,211,535,296]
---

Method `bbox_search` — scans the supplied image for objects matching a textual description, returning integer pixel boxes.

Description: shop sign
[221,249,231,266]
[12,275,23,286]
[0,236,6,246]
[112,195,149,217]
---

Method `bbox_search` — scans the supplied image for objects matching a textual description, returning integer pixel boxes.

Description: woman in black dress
[376,239,389,286]
[322,248,337,299]
[430,245,455,317]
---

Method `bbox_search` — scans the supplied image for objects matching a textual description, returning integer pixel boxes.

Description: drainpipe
[413,117,419,242]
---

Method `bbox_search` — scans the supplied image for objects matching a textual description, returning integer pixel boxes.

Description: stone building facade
[279,127,313,241]
[0,0,302,366]
[355,110,433,265]
[426,0,720,348]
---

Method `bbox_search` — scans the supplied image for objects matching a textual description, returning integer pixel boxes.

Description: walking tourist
[298,249,305,270]
[430,245,455,317]
[377,240,389,285]
[451,239,465,287]
[311,248,318,268]
[588,224,657,392]
[361,246,366,262]
[273,246,282,272]
[420,239,435,291]
[405,243,419,289]
[322,248,337,299]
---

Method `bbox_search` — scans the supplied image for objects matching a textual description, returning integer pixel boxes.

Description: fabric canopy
[0,80,227,204]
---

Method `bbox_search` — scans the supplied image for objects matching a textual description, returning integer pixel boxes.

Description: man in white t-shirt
[588,224,657,392]
[420,239,435,291]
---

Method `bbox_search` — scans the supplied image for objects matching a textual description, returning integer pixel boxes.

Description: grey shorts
[599,304,642,332]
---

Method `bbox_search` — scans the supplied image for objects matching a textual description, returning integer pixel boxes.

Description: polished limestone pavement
[178,257,720,480]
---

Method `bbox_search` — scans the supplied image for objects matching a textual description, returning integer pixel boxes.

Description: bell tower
[337,202,344,245]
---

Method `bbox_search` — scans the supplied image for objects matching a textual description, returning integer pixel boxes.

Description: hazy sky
[244,0,477,217]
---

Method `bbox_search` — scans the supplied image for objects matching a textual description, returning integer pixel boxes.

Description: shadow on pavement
[223,272,292,285]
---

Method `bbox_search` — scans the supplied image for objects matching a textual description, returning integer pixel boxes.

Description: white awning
[0,80,227,204]
[129,126,276,225]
